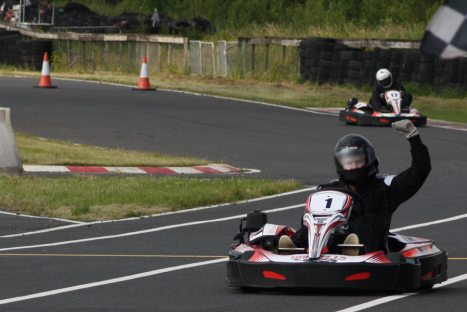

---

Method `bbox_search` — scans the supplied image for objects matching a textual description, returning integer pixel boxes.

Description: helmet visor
[379,76,392,88]
[334,147,374,170]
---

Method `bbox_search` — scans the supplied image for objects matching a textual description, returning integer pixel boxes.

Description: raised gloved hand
[392,120,419,139]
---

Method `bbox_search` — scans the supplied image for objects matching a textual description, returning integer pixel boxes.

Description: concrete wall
[0,108,23,175]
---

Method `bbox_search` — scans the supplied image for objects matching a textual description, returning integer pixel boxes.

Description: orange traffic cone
[132,54,156,91]
[34,52,57,89]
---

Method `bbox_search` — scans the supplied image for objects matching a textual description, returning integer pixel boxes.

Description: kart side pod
[233,210,267,244]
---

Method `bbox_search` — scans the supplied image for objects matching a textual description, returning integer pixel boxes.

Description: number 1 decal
[325,198,333,209]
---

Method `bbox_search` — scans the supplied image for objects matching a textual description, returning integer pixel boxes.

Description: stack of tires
[398,52,417,83]
[342,51,362,87]
[316,41,337,85]
[459,59,467,88]
[18,40,53,70]
[388,51,404,82]
[416,55,436,85]
[443,59,461,89]
[298,36,467,93]
[367,48,378,86]
[298,40,308,81]
[330,44,351,85]
[359,51,373,86]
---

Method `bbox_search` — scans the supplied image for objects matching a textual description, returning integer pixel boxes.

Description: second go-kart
[339,90,427,126]
[226,188,447,292]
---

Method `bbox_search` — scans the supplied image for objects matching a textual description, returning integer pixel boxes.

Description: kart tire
[364,60,373,70]
[349,60,362,70]
[311,67,319,75]
[299,40,307,49]
[338,60,348,69]
[169,20,195,34]
[300,65,305,73]
[305,48,313,59]
[300,57,306,66]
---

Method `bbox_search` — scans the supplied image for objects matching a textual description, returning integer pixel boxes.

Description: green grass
[16,133,212,167]
[0,176,301,221]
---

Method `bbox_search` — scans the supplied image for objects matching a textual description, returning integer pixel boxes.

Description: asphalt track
[0,76,466,311]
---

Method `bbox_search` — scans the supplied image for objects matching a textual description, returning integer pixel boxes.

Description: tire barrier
[0,30,53,70]
[0,2,212,35]
[299,36,467,93]
[0,108,23,175]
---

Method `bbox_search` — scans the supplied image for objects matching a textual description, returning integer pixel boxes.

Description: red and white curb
[22,164,258,174]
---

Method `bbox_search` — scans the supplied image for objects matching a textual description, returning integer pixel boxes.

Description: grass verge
[16,133,212,166]
[1,176,301,221]
[3,69,466,124]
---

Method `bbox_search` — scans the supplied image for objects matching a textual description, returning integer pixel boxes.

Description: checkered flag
[420,0,467,59]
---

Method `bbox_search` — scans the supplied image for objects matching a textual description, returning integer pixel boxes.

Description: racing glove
[392,120,419,139]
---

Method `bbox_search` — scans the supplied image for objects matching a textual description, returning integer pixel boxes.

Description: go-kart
[226,188,447,292]
[339,90,427,126]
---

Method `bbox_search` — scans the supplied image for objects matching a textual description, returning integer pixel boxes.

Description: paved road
[0,77,466,311]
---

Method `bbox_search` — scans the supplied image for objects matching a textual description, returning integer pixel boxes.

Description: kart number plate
[309,191,349,212]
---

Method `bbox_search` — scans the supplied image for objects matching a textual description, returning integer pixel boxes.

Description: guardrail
[237,36,421,73]
[0,22,189,74]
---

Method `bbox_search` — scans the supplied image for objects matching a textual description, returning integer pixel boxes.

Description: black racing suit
[292,135,431,253]
[370,81,412,112]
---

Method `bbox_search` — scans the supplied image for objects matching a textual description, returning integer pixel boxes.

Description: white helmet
[376,68,392,88]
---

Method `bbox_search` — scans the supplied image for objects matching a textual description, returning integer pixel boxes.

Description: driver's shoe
[342,234,359,256]
[279,235,296,250]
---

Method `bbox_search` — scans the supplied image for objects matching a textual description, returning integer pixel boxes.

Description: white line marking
[0,258,228,306]
[0,210,84,224]
[335,273,467,312]
[0,187,316,238]
[391,213,467,232]
[0,204,305,251]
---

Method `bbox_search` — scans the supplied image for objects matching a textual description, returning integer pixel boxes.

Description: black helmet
[333,134,379,184]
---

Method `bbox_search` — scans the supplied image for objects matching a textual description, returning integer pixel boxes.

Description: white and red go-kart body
[227,188,447,291]
[339,90,427,126]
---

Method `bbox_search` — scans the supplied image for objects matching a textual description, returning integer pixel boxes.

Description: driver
[370,68,412,112]
[279,120,431,255]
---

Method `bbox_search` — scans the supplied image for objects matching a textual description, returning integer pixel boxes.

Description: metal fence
[189,41,215,77]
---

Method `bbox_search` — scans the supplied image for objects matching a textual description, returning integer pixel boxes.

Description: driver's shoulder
[376,174,396,186]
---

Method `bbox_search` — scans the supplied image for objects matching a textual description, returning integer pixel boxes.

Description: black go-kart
[227,188,447,292]
[339,90,427,126]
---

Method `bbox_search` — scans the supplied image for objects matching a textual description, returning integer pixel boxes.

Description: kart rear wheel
[241,286,260,293]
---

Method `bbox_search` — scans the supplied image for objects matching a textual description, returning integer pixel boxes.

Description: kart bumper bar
[340,111,427,127]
